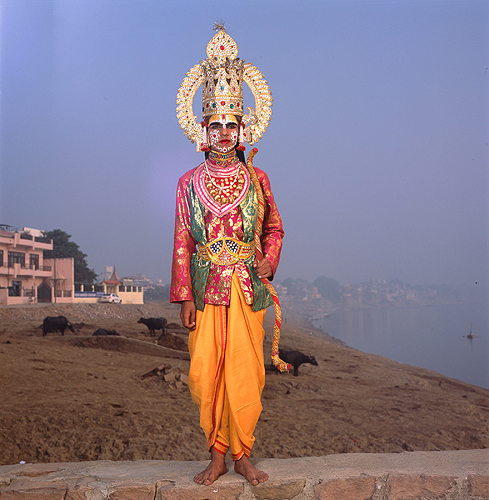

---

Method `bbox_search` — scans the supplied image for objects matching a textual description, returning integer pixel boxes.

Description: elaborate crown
[176,26,273,151]
[201,31,244,118]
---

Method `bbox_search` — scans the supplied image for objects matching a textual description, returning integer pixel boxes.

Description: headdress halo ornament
[176,26,273,151]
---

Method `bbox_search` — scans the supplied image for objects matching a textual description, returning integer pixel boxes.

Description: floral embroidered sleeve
[170,170,197,303]
[255,168,284,278]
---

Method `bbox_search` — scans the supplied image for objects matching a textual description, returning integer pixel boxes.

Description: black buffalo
[137,317,167,336]
[92,328,120,336]
[42,316,75,337]
[277,349,318,377]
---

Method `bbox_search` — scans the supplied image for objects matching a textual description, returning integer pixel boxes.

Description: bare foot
[194,447,228,485]
[234,455,268,485]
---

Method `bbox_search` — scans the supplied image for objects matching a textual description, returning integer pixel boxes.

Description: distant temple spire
[103,265,122,285]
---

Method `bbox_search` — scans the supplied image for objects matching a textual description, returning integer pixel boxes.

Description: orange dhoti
[187,273,266,461]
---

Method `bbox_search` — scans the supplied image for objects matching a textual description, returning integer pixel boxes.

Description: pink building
[0,226,74,305]
[1,225,143,306]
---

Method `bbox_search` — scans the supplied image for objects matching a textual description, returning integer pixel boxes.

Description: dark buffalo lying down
[42,316,75,337]
[277,348,318,377]
[92,329,120,336]
[137,317,167,336]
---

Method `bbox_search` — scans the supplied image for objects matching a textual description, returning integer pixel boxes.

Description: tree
[281,277,298,297]
[313,276,341,303]
[43,229,98,286]
[281,277,308,300]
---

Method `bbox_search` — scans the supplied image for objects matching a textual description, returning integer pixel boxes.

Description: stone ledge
[0,449,487,499]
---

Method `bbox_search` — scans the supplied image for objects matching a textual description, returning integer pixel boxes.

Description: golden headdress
[176,25,273,151]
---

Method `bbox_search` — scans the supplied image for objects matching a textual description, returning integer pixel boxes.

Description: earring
[200,120,209,152]
[236,122,246,151]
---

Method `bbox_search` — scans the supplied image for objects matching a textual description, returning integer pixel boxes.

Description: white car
[100,293,122,304]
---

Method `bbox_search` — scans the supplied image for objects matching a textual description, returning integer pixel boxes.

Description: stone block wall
[0,450,487,499]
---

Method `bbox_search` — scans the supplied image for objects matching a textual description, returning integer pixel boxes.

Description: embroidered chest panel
[193,162,251,217]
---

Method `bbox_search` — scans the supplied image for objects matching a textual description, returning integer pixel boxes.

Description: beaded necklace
[207,149,237,166]
[204,161,240,192]
[204,151,245,205]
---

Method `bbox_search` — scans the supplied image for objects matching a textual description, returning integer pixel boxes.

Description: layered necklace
[204,150,245,205]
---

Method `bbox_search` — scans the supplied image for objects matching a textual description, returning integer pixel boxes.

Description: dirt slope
[0,302,487,466]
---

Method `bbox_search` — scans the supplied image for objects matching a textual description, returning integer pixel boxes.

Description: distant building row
[343,280,435,308]
[274,277,447,309]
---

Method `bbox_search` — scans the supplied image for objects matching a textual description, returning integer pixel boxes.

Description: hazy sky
[1,0,487,287]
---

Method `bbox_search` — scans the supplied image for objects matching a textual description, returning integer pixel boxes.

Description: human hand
[253,257,272,279]
[180,300,196,330]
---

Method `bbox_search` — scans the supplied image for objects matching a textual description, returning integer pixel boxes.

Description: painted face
[208,121,238,153]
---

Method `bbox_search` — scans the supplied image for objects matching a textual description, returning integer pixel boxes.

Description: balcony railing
[0,263,52,272]
[15,234,52,246]
[26,264,52,272]
[118,285,143,292]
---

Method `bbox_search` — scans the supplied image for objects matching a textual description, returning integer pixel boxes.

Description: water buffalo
[42,316,75,337]
[92,328,120,336]
[277,349,318,377]
[137,317,167,336]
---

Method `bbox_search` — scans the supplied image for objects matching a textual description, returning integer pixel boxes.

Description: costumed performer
[171,24,284,486]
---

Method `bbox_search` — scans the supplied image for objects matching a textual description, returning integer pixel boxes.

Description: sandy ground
[0,302,488,466]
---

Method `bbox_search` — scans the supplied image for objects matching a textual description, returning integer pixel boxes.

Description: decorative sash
[197,237,255,266]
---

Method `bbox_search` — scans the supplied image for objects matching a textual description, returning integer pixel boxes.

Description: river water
[314,302,488,389]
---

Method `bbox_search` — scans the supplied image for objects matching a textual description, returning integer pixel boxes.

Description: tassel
[236,122,246,151]
[246,148,291,373]
[200,120,209,152]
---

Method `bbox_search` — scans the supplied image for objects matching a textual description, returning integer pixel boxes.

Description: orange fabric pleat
[187,273,266,460]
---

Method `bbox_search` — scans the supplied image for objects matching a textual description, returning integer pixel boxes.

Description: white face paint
[208,122,238,153]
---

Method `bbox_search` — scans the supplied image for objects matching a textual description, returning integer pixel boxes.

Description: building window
[8,251,25,267]
[0,250,3,267]
[9,280,21,297]
[30,254,40,270]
